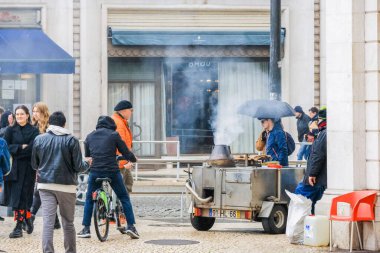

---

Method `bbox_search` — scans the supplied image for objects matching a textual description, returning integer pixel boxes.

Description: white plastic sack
[285,190,312,244]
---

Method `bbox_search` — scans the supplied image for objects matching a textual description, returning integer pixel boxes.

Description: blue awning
[0,29,75,74]
[110,29,286,46]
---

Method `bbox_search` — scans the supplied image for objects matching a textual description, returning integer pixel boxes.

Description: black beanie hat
[294,106,303,113]
[114,100,133,111]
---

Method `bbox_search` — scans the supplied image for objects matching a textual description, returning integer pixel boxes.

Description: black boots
[25,216,34,234]
[12,209,33,237]
[9,221,23,238]
[54,214,61,229]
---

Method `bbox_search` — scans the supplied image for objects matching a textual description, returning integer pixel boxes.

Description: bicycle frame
[92,179,127,242]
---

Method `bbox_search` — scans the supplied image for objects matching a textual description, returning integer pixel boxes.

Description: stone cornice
[108,42,269,58]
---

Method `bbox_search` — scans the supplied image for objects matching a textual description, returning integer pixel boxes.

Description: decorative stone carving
[107,40,270,58]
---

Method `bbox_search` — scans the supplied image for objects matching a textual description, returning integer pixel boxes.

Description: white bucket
[303,215,329,247]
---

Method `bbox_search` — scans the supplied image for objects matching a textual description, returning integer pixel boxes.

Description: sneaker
[126,225,139,239]
[77,226,91,238]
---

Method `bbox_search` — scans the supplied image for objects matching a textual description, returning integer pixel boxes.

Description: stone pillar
[316,0,371,250]
[314,0,321,107]
[363,0,380,250]
[73,0,81,138]
[326,0,366,192]
[316,0,380,250]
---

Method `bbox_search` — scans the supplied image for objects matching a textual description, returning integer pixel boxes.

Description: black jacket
[32,131,89,185]
[84,116,136,173]
[303,128,327,187]
[1,123,39,209]
[296,113,311,142]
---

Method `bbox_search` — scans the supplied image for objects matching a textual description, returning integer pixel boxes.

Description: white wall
[81,0,316,140]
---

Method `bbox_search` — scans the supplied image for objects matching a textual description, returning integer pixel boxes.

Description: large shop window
[0,74,39,112]
[108,58,269,156]
[108,59,158,156]
[218,62,269,153]
[164,59,269,154]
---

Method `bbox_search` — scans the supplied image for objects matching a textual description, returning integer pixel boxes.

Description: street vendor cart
[185,144,305,234]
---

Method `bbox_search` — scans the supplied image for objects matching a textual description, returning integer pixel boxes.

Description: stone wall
[73,0,81,138]
[314,0,321,107]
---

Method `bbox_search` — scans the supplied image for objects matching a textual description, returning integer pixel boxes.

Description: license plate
[209,209,240,218]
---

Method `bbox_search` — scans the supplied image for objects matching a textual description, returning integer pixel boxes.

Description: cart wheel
[262,204,287,234]
[190,214,215,231]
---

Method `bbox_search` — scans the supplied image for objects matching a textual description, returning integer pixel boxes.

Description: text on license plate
[209,209,240,218]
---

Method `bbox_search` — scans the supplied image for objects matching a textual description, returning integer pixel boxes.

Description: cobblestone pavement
[0,195,331,253]
[73,195,185,218]
[0,217,331,253]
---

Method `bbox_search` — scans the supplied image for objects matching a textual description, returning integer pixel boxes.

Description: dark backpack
[285,132,295,156]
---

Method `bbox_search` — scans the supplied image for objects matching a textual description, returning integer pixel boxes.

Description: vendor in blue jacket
[265,119,289,166]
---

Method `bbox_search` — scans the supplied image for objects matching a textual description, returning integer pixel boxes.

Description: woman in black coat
[2,105,39,238]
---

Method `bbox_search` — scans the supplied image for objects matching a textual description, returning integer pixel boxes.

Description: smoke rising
[212,99,244,146]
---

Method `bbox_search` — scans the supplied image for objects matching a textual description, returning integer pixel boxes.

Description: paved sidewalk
[0,217,330,253]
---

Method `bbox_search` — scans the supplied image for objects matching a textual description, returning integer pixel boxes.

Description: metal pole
[269,0,281,101]
[176,141,180,180]
[277,168,281,200]
[180,191,184,219]
[135,163,138,181]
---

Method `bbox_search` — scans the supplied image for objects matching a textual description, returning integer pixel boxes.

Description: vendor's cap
[318,106,327,120]
[114,100,133,111]
[294,106,303,113]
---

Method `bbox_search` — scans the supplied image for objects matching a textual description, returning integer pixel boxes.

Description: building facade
[80,0,315,156]
[4,0,379,250]
[0,1,75,129]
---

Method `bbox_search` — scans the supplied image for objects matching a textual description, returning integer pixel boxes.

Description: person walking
[0,137,11,221]
[111,100,135,193]
[0,111,14,137]
[77,116,139,239]
[30,102,61,230]
[294,106,311,161]
[308,107,319,133]
[266,119,289,166]
[1,105,39,238]
[32,111,90,253]
[295,106,327,214]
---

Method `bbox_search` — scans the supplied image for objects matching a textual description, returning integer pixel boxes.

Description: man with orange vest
[112,100,135,193]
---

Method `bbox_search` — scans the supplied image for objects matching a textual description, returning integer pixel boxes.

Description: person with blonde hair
[30,102,61,230]
[32,102,50,134]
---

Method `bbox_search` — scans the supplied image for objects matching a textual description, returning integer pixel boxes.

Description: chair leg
[373,220,378,250]
[330,220,332,252]
[350,221,354,252]
[355,222,362,250]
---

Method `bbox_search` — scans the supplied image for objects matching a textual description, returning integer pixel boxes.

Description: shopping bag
[285,189,312,244]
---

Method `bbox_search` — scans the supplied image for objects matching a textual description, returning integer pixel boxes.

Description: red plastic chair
[329,191,377,252]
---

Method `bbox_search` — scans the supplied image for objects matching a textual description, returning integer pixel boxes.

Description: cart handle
[185,182,212,204]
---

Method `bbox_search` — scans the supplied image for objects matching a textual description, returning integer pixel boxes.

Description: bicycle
[92,177,127,242]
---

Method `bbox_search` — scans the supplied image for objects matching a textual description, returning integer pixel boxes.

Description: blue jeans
[82,170,136,226]
[295,182,326,214]
[297,143,311,160]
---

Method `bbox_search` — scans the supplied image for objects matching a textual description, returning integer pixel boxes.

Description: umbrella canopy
[238,99,295,120]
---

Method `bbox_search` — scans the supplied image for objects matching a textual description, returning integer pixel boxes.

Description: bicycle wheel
[93,198,109,242]
[116,200,127,234]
